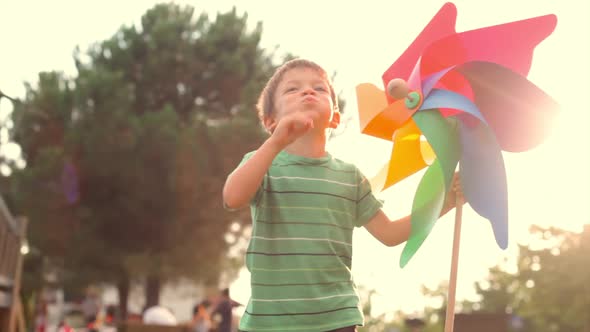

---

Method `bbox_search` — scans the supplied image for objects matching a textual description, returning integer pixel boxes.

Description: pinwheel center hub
[405,91,421,109]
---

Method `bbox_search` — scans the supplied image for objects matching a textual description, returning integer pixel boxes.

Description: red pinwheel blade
[381,2,457,101]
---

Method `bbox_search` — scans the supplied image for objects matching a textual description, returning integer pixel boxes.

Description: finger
[453,173,461,190]
[297,117,314,131]
[453,180,461,191]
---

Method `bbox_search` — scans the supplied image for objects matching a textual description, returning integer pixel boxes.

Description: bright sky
[1,0,589,319]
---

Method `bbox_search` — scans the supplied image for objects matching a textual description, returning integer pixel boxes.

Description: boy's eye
[284,87,297,93]
[314,86,327,92]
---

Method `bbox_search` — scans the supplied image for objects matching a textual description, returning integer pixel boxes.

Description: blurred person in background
[189,299,212,332]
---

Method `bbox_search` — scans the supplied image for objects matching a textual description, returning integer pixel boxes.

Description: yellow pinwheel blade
[383,119,427,190]
[369,135,434,192]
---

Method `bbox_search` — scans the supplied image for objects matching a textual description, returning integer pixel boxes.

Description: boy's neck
[284,131,328,159]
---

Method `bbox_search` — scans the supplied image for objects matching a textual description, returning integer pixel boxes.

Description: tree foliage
[6,3,287,311]
[462,225,590,332]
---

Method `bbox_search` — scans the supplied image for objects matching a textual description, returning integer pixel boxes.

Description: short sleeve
[238,151,255,167]
[354,167,383,227]
[223,151,263,211]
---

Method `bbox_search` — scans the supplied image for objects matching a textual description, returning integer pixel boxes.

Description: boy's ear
[329,111,340,129]
[263,116,277,134]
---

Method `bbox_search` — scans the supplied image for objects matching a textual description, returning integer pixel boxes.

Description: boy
[223,59,461,332]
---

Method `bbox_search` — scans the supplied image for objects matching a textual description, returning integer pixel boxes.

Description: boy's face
[266,67,339,131]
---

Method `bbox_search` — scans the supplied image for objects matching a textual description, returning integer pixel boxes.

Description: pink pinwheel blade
[457,61,559,152]
[420,13,557,79]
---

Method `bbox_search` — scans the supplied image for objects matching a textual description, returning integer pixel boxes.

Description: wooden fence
[0,195,26,332]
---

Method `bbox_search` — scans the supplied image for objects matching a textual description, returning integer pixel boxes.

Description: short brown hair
[256,59,338,123]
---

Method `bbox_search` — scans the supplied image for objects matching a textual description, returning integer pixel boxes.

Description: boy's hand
[440,172,465,217]
[268,113,315,149]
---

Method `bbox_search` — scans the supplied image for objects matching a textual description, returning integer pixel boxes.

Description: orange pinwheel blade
[356,83,415,141]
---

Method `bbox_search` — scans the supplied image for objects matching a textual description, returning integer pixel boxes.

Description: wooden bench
[0,195,26,332]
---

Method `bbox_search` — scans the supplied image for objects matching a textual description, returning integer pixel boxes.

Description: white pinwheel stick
[444,193,464,332]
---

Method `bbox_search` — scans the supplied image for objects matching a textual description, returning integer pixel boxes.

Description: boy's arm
[222,138,282,210]
[363,204,456,247]
[223,113,315,210]
[364,210,412,247]
[364,173,463,246]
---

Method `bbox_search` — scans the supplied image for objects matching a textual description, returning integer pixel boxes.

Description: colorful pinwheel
[356,2,559,268]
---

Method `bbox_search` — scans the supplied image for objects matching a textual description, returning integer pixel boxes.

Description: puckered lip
[301,95,319,103]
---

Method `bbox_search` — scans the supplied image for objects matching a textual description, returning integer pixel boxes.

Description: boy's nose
[302,87,316,95]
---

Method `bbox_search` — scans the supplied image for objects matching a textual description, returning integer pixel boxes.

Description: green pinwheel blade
[400,159,446,267]
[400,110,461,267]
[415,111,461,189]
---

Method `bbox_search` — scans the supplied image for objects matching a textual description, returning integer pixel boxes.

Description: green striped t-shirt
[238,150,382,332]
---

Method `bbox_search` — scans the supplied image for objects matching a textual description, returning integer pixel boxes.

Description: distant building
[454,313,509,332]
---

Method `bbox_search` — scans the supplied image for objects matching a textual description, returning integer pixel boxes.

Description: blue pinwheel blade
[459,121,509,249]
[419,88,487,125]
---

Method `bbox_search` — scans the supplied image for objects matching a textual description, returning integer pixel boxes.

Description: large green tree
[7,3,285,316]
[461,225,590,332]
